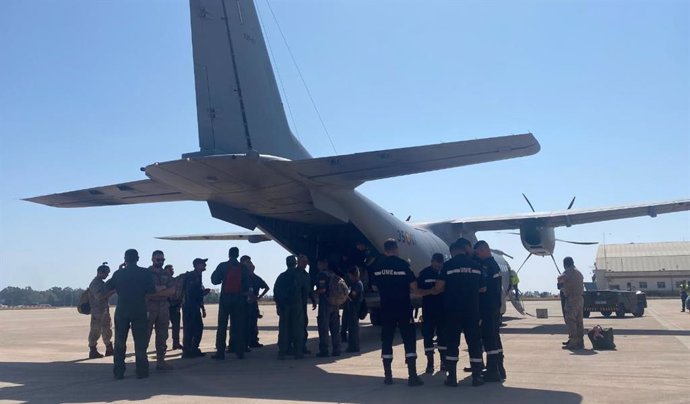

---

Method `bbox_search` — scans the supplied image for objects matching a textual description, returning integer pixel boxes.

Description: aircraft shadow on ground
[0,325,583,404]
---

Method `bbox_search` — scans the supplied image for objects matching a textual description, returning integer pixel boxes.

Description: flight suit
[146,266,174,363]
[104,264,156,379]
[316,271,341,355]
[88,276,113,352]
[274,266,311,358]
[417,265,446,373]
[248,273,269,347]
[211,258,253,358]
[441,253,484,386]
[680,282,689,312]
[182,270,205,357]
[371,255,421,385]
[478,256,505,381]
[559,267,585,348]
[169,276,184,349]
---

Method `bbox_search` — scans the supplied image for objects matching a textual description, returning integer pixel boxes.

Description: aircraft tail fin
[188,0,310,160]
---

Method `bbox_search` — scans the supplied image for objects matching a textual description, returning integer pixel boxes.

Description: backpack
[588,325,616,350]
[77,289,91,315]
[327,273,349,307]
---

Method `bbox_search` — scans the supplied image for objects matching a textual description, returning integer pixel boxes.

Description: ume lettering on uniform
[374,270,408,276]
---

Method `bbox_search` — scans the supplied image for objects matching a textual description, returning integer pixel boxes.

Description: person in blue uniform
[430,238,485,387]
[416,253,446,374]
[104,249,156,380]
[371,239,424,387]
[474,240,506,382]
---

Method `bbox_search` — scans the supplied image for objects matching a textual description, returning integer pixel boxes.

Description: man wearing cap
[430,238,484,387]
[165,264,184,351]
[181,258,210,358]
[104,249,156,379]
[274,255,311,359]
[145,250,176,371]
[211,247,253,360]
[88,263,114,359]
[558,256,585,350]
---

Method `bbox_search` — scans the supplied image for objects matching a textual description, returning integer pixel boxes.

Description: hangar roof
[595,241,690,272]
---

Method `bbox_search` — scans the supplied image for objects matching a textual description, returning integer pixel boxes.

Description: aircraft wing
[274,133,539,187]
[157,232,272,243]
[24,179,199,208]
[438,199,690,231]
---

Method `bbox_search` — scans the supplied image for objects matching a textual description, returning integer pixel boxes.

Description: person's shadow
[0,322,584,404]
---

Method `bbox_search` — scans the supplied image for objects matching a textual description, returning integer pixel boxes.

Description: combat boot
[172,342,183,350]
[89,347,104,359]
[104,344,114,357]
[439,351,447,372]
[444,361,458,387]
[498,352,507,380]
[471,362,485,387]
[425,352,434,374]
[482,354,502,382]
[383,358,393,385]
[562,338,584,350]
[406,358,424,387]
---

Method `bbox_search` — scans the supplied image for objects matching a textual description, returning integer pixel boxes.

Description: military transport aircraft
[27,0,690,292]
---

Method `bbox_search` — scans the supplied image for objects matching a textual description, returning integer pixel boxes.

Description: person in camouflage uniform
[558,256,585,350]
[88,263,114,359]
[146,250,176,370]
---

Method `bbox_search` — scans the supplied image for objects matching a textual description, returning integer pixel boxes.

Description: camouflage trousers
[564,296,584,341]
[146,300,170,361]
[88,309,112,348]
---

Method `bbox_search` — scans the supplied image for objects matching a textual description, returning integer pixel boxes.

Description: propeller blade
[491,249,514,260]
[549,254,562,274]
[567,196,576,210]
[496,231,521,236]
[522,193,536,212]
[516,253,533,274]
[556,238,598,245]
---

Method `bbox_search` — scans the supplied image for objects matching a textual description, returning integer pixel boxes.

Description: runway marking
[647,307,690,351]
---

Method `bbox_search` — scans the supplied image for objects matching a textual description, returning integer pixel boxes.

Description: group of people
[369,238,506,388]
[85,248,270,379]
[85,238,584,386]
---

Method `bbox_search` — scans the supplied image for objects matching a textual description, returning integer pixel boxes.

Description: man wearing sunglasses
[146,250,176,370]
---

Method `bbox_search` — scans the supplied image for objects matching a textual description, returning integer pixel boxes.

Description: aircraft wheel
[601,311,612,317]
[633,308,644,317]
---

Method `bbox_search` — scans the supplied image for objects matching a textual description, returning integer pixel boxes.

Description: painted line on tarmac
[647,307,690,352]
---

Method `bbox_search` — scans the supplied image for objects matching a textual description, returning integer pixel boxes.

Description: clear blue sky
[1,0,688,295]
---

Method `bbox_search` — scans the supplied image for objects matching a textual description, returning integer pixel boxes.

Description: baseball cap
[193,258,208,266]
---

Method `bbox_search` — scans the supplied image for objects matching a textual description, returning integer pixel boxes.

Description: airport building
[593,241,690,295]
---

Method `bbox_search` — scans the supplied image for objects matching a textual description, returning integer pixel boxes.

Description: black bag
[588,325,616,350]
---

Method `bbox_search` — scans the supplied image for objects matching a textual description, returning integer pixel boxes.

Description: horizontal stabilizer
[24,179,200,208]
[274,133,539,187]
[157,232,271,243]
[434,199,690,231]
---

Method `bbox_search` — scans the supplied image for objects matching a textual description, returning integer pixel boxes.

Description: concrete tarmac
[1,299,688,403]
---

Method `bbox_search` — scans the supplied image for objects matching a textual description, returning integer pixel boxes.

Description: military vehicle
[583,283,647,318]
